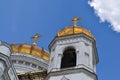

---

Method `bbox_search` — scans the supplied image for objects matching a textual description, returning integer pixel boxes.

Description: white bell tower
[46,17,99,80]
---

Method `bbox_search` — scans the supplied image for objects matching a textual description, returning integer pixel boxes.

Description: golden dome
[10,44,50,61]
[57,26,94,39]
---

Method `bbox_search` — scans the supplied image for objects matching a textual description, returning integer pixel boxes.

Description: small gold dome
[10,44,50,61]
[57,26,94,39]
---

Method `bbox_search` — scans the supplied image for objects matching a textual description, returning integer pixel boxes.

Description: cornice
[45,68,98,80]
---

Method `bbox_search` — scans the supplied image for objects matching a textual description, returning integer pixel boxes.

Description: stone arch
[61,47,76,69]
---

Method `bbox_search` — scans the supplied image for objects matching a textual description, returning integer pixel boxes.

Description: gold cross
[31,33,41,46]
[71,16,82,27]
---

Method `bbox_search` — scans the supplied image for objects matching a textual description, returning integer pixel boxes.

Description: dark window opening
[61,48,76,69]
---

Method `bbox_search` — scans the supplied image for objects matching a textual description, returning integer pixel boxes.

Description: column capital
[58,53,63,57]
[76,49,79,54]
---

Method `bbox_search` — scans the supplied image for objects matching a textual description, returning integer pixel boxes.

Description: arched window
[61,47,76,69]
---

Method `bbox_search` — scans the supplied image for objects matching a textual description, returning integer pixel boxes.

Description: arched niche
[61,47,76,69]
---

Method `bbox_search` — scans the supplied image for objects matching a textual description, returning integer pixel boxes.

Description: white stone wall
[0,45,11,56]
[8,68,17,80]
[0,62,5,78]
[47,34,98,80]
[48,35,96,73]
[11,53,49,73]
[0,41,19,80]
[48,73,94,80]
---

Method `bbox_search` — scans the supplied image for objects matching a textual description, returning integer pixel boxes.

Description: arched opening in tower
[61,48,76,69]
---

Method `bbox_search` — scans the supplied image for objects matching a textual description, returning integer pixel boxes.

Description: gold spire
[71,16,82,27]
[31,33,41,46]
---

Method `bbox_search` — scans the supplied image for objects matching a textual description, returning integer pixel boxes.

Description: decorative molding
[61,76,70,80]
[0,53,11,68]
[0,41,12,56]
[49,33,94,50]
[76,64,94,73]
[11,53,49,73]
[58,53,63,57]
[46,68,98,80]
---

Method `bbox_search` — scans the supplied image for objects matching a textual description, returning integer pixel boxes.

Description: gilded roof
[57,26,94,39]
[10,44,50,61]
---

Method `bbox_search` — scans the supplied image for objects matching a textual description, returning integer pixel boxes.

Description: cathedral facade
[0,41,19,80]
[0,17,99,80]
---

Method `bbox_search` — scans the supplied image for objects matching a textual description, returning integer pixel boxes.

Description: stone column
[0,62,5,78]
[57,53,63,69]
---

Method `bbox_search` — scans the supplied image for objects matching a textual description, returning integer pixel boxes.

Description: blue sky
[0,0,120,80]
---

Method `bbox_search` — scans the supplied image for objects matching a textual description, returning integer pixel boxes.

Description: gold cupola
[57,17,94,39]
[10,34,50,61]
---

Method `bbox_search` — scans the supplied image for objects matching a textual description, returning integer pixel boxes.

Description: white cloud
[88,0,120,32]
